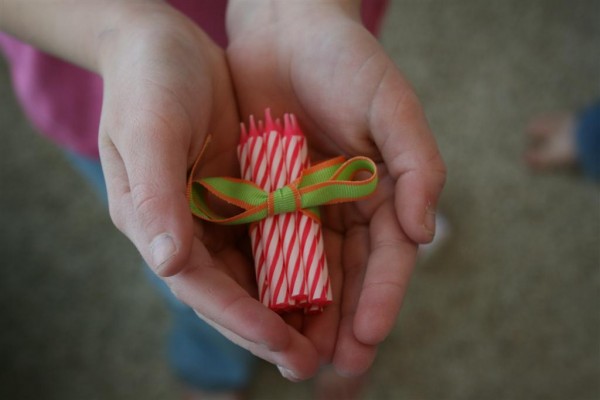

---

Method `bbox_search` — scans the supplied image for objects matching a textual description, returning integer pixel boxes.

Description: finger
[165,239,289,350]
[198,314,320,382]
[525,112,572,139]
[99,108,194,277]
[353,201,417,346]
[333,318,377,377]
[368,65,446,244]
[332,224,376,376]
[524,145,552,170]
[164,239,320,380]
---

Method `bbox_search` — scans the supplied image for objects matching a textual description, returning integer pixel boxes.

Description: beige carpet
[1,1,598,399]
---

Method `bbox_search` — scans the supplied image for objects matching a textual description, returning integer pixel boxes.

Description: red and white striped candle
[281,114,307,303]
[290,114,332,307]
[239,123,270,306]
[262,114,291,309]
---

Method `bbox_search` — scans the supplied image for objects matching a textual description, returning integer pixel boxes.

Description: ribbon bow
[188,156,378,225]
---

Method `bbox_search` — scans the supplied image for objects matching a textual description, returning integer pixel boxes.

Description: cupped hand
[96,3,320,379]
[226,1,446,377]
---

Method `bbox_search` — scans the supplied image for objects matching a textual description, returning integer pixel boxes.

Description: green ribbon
[188,156,378,225]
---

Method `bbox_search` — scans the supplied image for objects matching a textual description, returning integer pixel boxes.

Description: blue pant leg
[62,152,109,203]
[63,152,255,390]
[575,100,600,181]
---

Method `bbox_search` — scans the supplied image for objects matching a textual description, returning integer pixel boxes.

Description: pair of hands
[98,1,445,380]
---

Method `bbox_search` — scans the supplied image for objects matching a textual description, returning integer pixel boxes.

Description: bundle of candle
[238,110,330,311]
[187,109,378,313]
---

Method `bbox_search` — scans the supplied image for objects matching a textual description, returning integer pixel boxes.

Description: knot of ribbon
[188,156,378,225]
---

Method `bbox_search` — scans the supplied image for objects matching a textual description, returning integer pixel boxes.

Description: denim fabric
[64,152,255,390]
[575,100,600,181]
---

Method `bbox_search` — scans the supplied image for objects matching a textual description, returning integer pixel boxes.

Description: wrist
[97,1,177,75]
[0,1,143,72]
[97,2,216,78]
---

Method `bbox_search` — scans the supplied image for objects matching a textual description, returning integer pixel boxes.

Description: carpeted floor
[1,1,598,399]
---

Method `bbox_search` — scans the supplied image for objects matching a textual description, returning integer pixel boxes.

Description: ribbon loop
[188,156,378,225]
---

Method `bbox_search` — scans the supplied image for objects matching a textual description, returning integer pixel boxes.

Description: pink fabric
[0,0,388,159]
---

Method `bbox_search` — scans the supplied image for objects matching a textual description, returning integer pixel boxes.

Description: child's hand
[96,3,321,378]
[226,0,446,378]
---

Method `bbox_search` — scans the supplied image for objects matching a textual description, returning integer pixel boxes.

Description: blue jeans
[64,152,255,391]
[576,100,600,181]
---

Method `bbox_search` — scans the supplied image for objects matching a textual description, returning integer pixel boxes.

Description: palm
[227,12,430,373]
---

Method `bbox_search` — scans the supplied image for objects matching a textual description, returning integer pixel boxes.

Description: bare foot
[314,368,367,400]
[524,112,578,171]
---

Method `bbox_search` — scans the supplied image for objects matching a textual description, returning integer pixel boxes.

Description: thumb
[98,115,195,277]
[369,68,446,244]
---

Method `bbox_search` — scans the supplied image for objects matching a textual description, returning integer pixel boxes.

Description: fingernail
[424,203,436,237]
[150,233,177,273]
[277,365,299,381]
